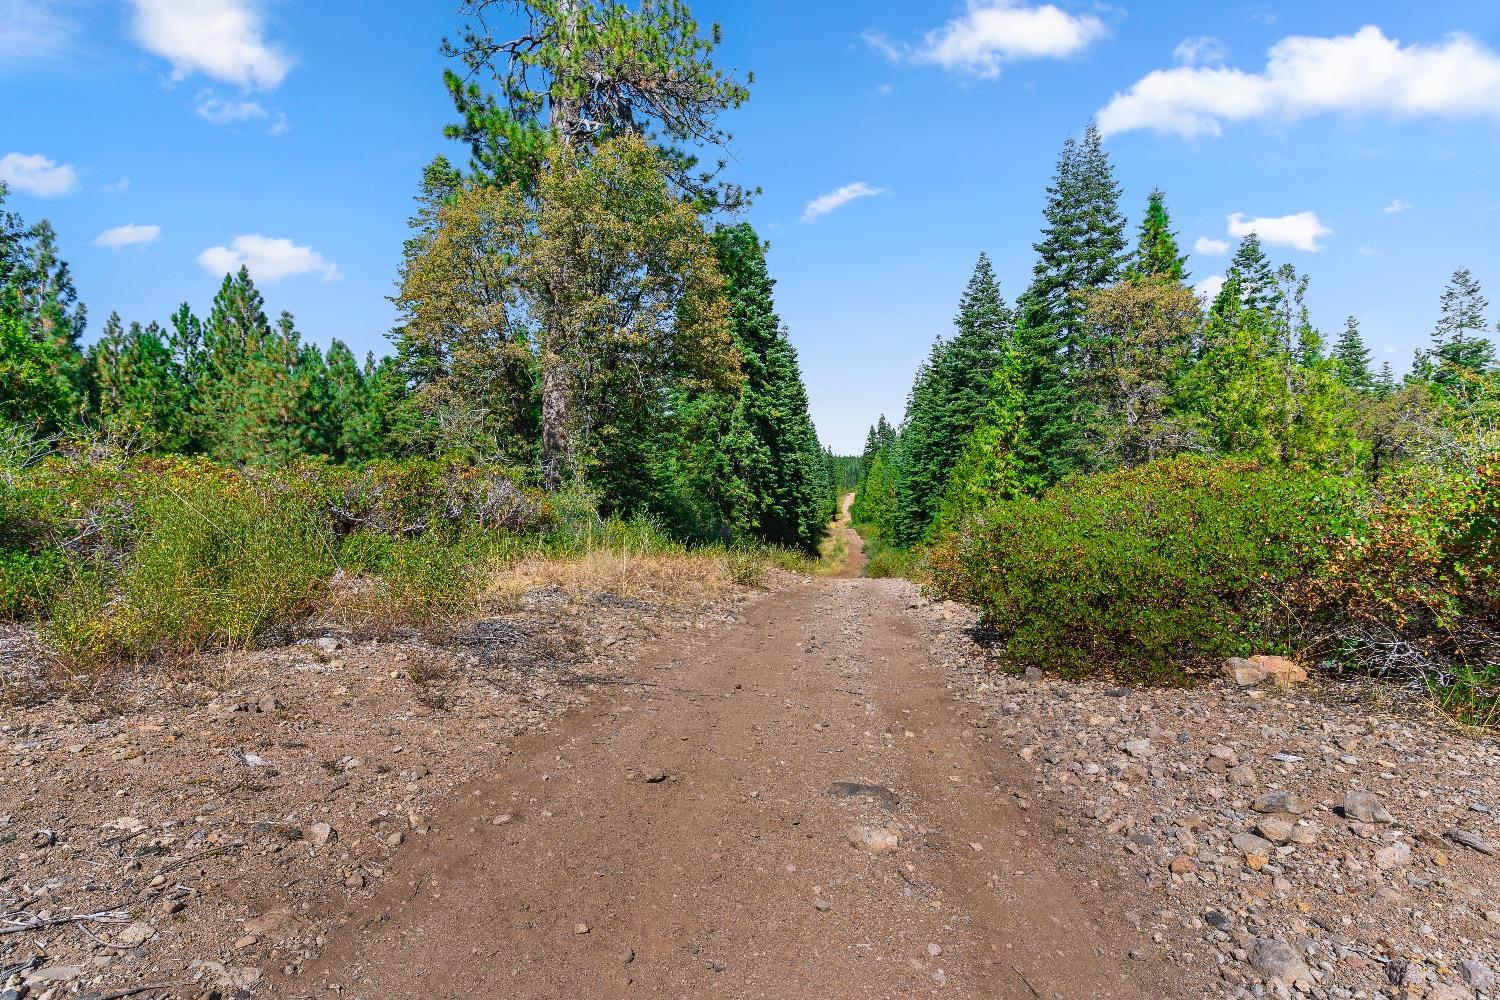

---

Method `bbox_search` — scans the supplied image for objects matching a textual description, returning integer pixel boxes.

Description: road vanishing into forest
[275,508,1186,999]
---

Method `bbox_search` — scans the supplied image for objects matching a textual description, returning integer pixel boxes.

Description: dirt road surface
[280,515,1191,999]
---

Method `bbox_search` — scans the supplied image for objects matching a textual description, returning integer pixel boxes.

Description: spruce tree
[708,223,827,551]
[1428,267,1497,403]
[1226,234,1280,313]
[1331,315,1375,391]
[1013,123,1128,488]
[1127,187,1188,283]
[890,254,1012,545]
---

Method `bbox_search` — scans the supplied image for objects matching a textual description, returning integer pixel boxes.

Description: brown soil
[276,514,1192,998]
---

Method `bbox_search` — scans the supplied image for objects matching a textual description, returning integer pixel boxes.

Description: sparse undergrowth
[0,447,820,701]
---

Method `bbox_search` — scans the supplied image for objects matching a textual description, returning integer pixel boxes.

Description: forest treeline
[0,0,848,677]
[852,124,1498,723]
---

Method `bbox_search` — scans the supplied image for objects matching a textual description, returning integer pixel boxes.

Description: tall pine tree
[1331,315,1375,391]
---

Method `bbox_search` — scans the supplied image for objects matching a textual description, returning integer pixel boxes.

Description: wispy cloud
[801,182,886,224]
[1099,26,1500,138]
[1193,236,1230,255]
[94,224,162,250]
[1226,210,1331,252]
[197,234,341,282]
[1173,36,1227,66]
[129,0,292,89]
[0,151,78,197]
[0,0,79,61]
[195,90,269,124]
[866,1,1108,79]
[1383,198,1411,214]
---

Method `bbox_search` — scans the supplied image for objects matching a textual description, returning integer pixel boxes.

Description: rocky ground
[2,574,766,1000]
[919,598,1500,999]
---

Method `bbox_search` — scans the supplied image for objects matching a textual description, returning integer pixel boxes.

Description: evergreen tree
[85,314,189,449]
[890,253,1012,545]
[1374,361,1397,397]
[1225,234,1280,313]
[706,223,828,551]
[1331,315,1375,391]
[1013,123,1129,488]
[1428,267,1497,404]
[1127,187,1188,283]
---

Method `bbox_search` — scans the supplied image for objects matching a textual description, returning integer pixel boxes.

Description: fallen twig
[0,907,131,936]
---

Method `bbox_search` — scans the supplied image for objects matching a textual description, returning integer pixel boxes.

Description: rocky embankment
[923,599,1499,1000]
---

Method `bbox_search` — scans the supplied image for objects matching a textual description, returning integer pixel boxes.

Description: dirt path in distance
[278,514,1193,998]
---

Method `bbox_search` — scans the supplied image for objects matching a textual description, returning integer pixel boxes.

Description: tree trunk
[540,351,569,490]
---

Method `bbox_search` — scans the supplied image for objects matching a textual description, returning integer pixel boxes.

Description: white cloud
[1359,245,1379,256]
[1173,36,1227,66]
[1226,210,1332,252]
[129,0,292,89]
[1098,26,1500,138]
[0,151,77,197]
[1383,198,1411,214]
[1193,236,1230,255]
[195,90,269,124]
[93,224,162,250]
[197,235,341,282]
[867,1,1108,78]
[801,182,886,224]
[1194,274,1226,301]
[0,0,78,60]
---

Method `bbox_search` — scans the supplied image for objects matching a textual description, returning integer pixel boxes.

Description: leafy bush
[928,457,1367,683]
[1304,457,1498,724]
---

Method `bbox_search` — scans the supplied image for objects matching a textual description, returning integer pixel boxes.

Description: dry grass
[485,549,746,609]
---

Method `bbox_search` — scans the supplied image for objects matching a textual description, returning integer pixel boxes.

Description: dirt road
[280,517,1187,999]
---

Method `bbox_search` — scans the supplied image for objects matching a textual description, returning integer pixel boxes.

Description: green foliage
[701,222,829,551]
[927,457,1367,683]
[891,253,1013,546]
[1126,187,1188,283]
[442,0,752,209]
[1014,123,1129,488]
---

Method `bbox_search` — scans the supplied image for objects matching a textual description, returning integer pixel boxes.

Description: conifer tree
[1127,188,1188,283]
[890,254,1012,545]
[1428,267,1497,404]
[1013,123,1128,487]
[85,314,189,449]
[706,223,827,550]
[1225,234,1280,313]
[1331,315,1375,391]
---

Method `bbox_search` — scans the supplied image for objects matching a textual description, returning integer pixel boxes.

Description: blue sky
[3,1,1499,453]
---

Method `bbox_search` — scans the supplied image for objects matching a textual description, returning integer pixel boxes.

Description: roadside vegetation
[852,129,1498,726]
[0,0,864,698]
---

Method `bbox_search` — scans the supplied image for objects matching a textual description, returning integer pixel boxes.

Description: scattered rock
[1459,959,1495,993]
[309,821,338,847]
[846,825,900,854]
[1120,738,1154,759]
[1255,815,1296,844]
[1444,828,1497,856]
[827,782,901,810]
[1342,789,1393,824]
[1373,841,1412,870]
[1251,790,1310,815]
[1250,937,1313,986]
[244,908,295,937]
[1224,655,1307,687]
[574,923,590,935]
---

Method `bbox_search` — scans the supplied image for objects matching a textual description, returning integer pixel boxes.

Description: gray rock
[1373,841,1412,870]
[1256,816,1296,843]
[1249,938,1313,986]
[827,782,900,810]
[1232,831,1275,864]
[1444,828,1497,856]
[308,821,337,847]
[1459,959,1495,992]
[1342,789,1393,824]
[1252,790,1310,815]
[1121,739,1155,759]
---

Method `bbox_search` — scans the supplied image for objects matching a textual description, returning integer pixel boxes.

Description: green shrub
[1305,456,1498,724]
[929,457,1367,683]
